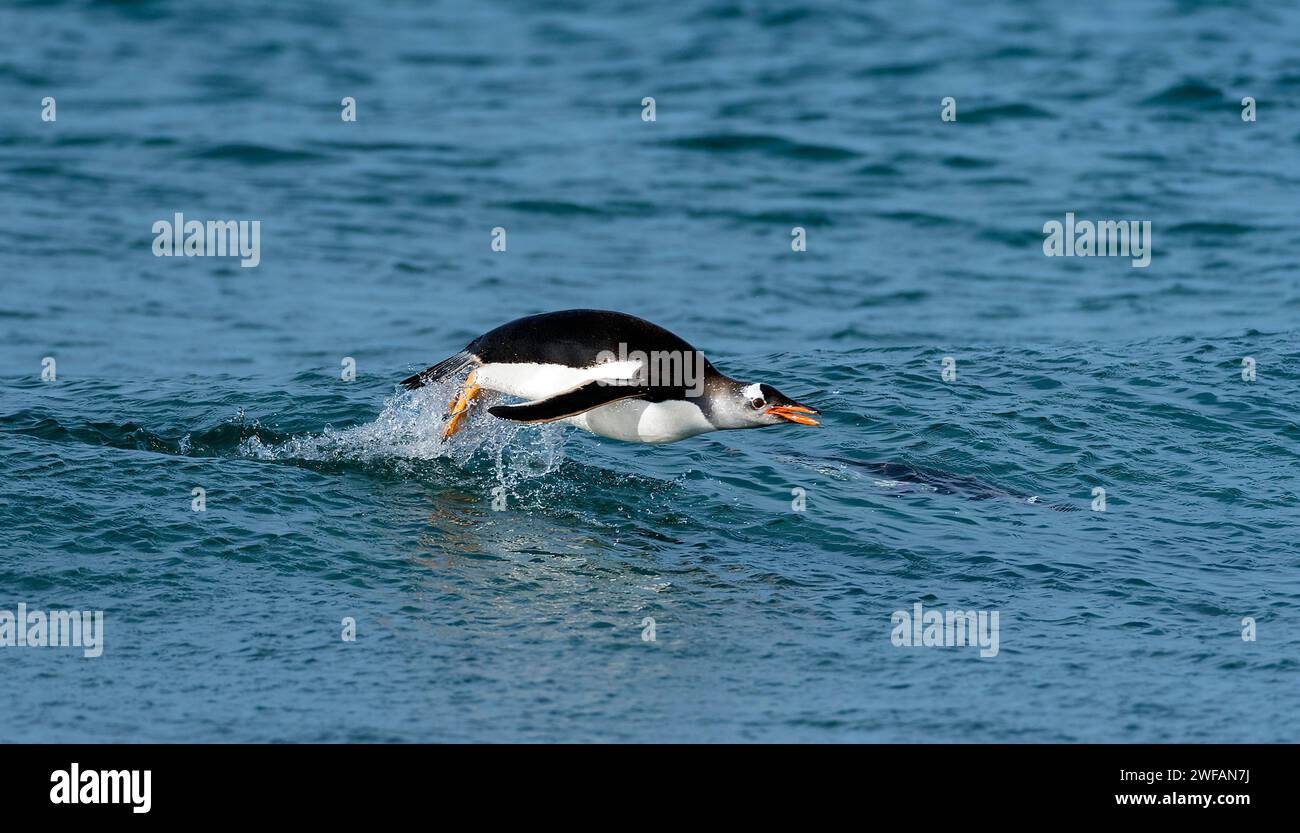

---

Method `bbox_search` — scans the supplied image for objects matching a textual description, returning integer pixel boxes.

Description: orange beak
[769,405,820,426]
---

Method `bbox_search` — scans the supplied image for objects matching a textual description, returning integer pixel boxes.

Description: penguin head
[712,381,820,429]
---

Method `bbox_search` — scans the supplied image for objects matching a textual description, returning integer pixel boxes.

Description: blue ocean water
[2,0,1298,742]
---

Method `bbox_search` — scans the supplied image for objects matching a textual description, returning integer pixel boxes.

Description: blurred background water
[1,0,1298,741]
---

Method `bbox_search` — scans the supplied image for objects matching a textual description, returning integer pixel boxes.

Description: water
[2,0,1298,742]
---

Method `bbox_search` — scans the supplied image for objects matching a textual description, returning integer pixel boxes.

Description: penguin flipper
[487,381,647,424]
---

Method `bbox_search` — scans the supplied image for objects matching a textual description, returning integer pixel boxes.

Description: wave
[187,143,331,166]
[1141,79,1227,108]
[661,132,859,161]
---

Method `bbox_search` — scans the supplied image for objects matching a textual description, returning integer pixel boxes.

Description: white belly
[567,399,716,444]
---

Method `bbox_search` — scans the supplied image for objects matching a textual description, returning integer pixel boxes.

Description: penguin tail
[399,350,478,390]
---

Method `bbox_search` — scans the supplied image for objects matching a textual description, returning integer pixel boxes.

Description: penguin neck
[699,369,751,429]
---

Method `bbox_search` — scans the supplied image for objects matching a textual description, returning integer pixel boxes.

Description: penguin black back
[468,309,704,368]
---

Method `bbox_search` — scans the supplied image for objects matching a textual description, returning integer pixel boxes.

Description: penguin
[399,309,820,444]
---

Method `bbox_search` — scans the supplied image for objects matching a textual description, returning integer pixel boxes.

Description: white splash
[238,380,569,487]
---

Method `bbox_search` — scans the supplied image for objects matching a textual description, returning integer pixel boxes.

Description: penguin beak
[769,404,820,426]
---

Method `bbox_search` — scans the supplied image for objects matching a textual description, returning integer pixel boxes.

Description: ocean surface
[2,0,1298,742]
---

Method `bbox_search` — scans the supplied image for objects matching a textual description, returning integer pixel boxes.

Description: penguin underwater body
[400,309,820,444]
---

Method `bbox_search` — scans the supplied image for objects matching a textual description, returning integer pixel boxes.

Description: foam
[237,381,569,489]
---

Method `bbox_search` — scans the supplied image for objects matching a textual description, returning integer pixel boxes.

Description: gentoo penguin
[399,309,820,444]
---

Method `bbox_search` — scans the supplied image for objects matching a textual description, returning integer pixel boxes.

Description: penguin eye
[749,397,766,410]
